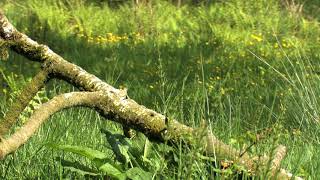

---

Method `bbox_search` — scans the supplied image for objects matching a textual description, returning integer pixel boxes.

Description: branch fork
[0,10,301,179]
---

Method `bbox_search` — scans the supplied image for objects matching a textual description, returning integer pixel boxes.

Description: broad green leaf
[57,157,100,176]
[63,166,100,176]
[99,163,126,180]
[47,144,108,160]
[126,167,153,180]
[118,144,131,164]
[143,138,150,160]
[212,168,222,174]
[101,128,131,163]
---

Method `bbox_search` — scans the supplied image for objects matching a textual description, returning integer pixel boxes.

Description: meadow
[0,0,319,179]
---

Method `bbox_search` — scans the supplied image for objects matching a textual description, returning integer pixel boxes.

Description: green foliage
[0,70,49,124]
[47,129,154,179]
[0,0,320,179]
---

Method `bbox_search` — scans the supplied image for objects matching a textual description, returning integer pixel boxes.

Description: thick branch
[0,9,300,179]
[0,70,49,137]
[0,11,45,62]
[0,92,102,159]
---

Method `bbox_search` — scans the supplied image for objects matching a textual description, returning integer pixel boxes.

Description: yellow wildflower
[220,88,225,95]
[251,34,263,42]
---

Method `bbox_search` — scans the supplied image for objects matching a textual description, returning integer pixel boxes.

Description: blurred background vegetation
[0,0,319,179]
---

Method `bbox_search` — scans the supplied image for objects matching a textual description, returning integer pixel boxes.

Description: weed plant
[0,0,319,179]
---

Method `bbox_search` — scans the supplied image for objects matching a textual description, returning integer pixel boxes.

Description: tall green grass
[0,0,319,178]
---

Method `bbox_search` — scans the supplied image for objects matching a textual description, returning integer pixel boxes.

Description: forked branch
[0,92,103,159]
[0,10,301,179]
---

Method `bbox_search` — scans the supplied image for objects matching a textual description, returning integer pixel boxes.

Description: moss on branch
[0,9,301,179]
[0,70,49,137]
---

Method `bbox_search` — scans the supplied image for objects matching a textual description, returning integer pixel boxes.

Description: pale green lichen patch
[0,10,298,179]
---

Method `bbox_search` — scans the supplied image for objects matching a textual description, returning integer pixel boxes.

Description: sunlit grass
[0,0,319,179]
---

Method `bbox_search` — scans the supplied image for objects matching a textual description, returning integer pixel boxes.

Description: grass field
[0,0,320,179]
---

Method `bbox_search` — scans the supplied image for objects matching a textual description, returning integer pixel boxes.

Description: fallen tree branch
[0,92,103,159]
[0,70,49,137]
[270,145,287,178]
[0,10,301,179]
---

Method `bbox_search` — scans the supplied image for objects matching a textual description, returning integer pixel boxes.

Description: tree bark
[0,92,103,159]
[0,10,301,179]
[0,70,49,136]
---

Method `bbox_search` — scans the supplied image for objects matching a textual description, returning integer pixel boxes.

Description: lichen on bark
[0,9,301,179]
[0,70,49,138]
[0,92,103,159]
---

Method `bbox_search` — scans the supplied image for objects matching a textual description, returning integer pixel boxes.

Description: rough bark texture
[0,92,103,159]
[0,10,301,179]
[270,145,288,178]
[0,70,49,137]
